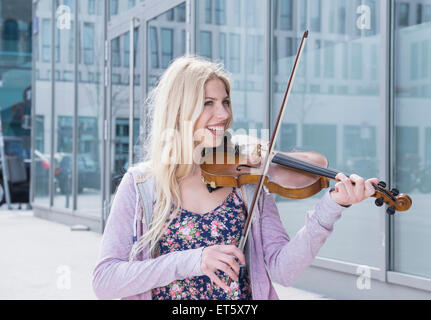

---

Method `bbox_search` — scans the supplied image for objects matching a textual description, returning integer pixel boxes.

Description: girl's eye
[204,100,229,106]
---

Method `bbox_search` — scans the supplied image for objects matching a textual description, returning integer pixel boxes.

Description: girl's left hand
[330,173,379,207]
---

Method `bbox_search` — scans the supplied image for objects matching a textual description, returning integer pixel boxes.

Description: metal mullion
[101,0,108,232]
[141,0,185,21]
[387,0,396,274]
[129,18,138,167]
[30,1,37,205]
[265,0,273,134]
[72,0,78,210]
[49,0,55,208]
[373,0,392,283]
[105,8,138,229]
[104,1,115,231]
[141,17,148,140]
[188,0,195,55]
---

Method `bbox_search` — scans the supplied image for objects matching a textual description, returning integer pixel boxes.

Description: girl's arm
[92,172,204,300]
[260,188,345,287]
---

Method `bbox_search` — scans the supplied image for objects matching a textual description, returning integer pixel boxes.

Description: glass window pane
[229,33,241,73]
[34,1,52,207]
[272,1,382,267]
[42,19,51,62]
[1,0,32,206]
[161,28,173,68]
[76,0,104,212]
[196,0,266,139]
[393,0,431,278]
[199,31,212,59]
[279,0,293,30]
[215,0,226,25]
[83,22,95,65]
[53,0,75,209]
[310,0,322,32]
[205,0,212,24]
[149,27,159,68]
[147,3,186,92]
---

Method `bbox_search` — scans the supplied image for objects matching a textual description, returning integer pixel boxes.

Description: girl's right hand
[200,245,246,291]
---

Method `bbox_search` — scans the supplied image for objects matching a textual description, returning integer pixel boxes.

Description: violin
[200,134,412,215]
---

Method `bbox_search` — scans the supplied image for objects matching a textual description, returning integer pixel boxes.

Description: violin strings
[272,153,340,179]
[272,153,397,202]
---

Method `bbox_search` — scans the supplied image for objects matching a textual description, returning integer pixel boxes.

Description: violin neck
[272,152,342,180]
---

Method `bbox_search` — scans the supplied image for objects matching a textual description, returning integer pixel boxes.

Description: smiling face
[194,78,232,148]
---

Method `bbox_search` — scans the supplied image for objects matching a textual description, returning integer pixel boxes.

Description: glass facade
[30,0,431,296]
[76,0,105,213]
[34,0,52,207]
[109,28,140,195]
[196,0,266,136]
[53,0,75,209]
[393,0,431,279]
[33,0,104,212]
[0,0,32,204]
[272,0,382,267]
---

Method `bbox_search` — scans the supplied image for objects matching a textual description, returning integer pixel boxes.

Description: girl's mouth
[206,126,225,137]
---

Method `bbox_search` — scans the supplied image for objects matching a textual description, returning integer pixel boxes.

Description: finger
[208,271,230,291]
[218,253,240,276]
[349,174,365,201]
[214,260,238,282]
[219,245,246,265]
[334,181,346,195]
[336,173,355,200]
[365,178,378,197]
[369,178,379,186]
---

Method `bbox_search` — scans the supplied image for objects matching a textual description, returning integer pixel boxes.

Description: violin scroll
[371,181,412,214]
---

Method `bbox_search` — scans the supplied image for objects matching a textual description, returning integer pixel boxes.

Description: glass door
[107,17,141,201]
[143,1,188,135]
[104,1,189,227]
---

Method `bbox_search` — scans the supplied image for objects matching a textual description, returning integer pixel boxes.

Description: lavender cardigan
[92,167,345,300]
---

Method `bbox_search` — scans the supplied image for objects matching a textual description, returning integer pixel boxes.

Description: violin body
[201,148,330,200]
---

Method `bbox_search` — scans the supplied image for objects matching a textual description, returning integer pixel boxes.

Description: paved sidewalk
[0,208,328,300]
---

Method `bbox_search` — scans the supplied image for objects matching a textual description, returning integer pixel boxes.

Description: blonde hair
[129,55,233,260]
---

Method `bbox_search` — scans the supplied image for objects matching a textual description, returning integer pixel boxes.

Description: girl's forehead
[205,78,228,94]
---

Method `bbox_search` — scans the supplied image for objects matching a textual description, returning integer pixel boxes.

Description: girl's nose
[215,101,231,120]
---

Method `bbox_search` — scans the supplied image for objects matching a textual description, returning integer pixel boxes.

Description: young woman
[92,56,378,300]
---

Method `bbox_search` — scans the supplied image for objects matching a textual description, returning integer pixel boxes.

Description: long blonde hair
[129,55,233,260]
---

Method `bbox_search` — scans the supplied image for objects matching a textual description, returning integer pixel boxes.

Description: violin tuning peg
[378,181,387,188]
[391,188,400,196]
[375,197,384,207]
[386,206,396,215]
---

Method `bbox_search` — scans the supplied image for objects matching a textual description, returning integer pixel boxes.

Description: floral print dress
[151,188,252,300]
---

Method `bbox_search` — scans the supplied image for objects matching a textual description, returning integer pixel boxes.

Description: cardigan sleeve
[260,188,345,287]
[92,172,204,300]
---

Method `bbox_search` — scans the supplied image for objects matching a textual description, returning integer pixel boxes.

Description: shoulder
[125,162,156,205]
[114,162,152,200]
[127,161,153,181]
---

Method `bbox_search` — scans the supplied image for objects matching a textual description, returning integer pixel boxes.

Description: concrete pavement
[0,207,329,300]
